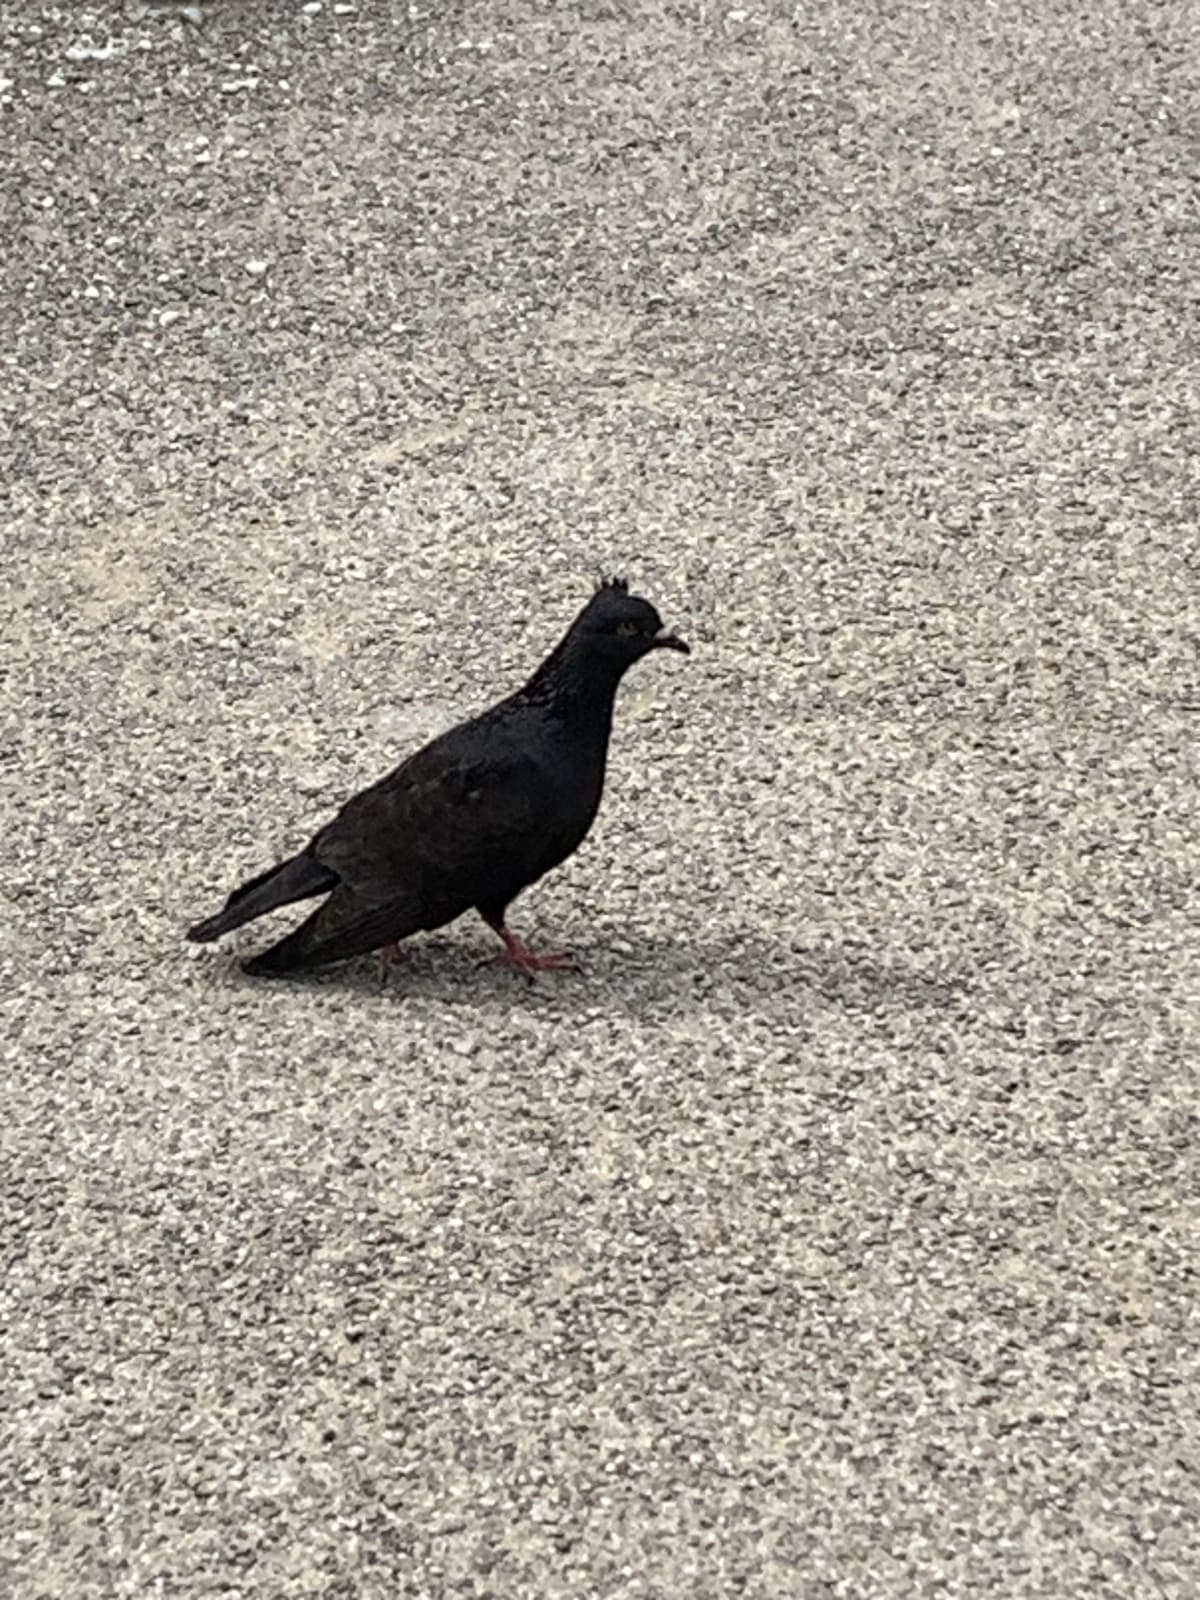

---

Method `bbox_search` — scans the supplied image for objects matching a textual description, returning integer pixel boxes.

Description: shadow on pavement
[220,927,969,1017]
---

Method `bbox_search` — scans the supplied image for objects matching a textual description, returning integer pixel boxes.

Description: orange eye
[615,621,639,637]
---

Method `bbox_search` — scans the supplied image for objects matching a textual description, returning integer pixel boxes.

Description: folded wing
[242,739,549,973]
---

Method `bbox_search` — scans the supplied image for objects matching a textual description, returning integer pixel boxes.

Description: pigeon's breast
[533,737,608,866]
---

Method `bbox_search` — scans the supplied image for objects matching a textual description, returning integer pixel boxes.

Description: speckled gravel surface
[3,2,1198,1596]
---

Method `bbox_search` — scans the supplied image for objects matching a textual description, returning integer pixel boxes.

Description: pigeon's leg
[480,916,579,982]
[377,940,406,980]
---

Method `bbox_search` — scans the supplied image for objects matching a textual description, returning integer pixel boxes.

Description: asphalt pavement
[2,2,1197,1595]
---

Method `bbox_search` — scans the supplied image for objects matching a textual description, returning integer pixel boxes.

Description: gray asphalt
[3,2,1197,1596]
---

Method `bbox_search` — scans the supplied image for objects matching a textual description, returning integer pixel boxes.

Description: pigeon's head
[574,576,691,667]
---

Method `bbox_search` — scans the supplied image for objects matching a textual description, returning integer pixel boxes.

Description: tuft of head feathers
[596,575,629,594]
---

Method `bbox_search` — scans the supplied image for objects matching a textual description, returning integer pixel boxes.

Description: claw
[484,947,579,982]
[480,919,580,982]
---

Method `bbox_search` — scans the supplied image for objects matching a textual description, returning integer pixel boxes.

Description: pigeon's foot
[483,924,580,983]
[377,940,406,979]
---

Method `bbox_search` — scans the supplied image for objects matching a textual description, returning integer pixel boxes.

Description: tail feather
[240,905,328,976]
[186,852,337,943]
[241,889,426,977]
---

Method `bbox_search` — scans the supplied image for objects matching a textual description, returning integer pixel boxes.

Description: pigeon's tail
[186,852,337,943]
[240,899,339,977]
[240,921,322,977]
[241,889,427,977]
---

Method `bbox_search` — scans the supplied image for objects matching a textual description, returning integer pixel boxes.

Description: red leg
[378,940,406,977]
[481,918,579,982]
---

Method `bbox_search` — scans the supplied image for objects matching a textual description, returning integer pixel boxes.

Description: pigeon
[186,578,690,979]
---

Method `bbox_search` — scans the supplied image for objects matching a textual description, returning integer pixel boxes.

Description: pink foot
[378,941,406,976]
[482,924,580,982]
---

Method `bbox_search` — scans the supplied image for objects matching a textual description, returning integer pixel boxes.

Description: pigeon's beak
[652,626,691,655]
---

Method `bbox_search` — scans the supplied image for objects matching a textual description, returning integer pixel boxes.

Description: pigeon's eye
[615,620,640,637]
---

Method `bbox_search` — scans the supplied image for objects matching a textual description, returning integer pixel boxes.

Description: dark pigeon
[186,579,690,979]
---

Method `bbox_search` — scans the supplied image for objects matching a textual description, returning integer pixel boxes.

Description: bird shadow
[222,926,969,1020]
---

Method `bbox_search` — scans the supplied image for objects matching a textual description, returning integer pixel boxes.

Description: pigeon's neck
[517,632,624,737]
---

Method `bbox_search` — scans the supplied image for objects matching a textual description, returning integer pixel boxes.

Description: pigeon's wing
[311,738,550,932]
[247,747,539,968]
[241,881,431,974]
